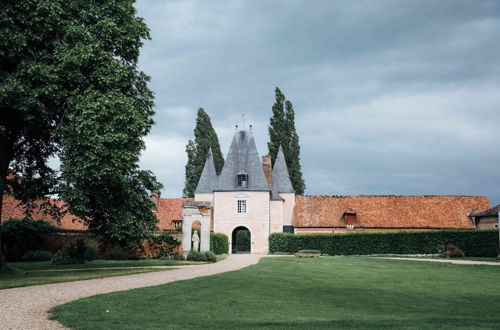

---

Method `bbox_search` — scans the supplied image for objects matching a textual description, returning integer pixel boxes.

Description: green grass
[0,268,166,290]
[51,257,500,329]
[7,259,204,271]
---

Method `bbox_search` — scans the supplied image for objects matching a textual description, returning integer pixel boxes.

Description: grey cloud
[135,0,500,204]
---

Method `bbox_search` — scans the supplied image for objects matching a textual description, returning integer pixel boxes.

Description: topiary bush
[0,218,55,261]
[210,233,228,254]
[51,239,87,265]
[269,230,498,257]
[21,250,54,262]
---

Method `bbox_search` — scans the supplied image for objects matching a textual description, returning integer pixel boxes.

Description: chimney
[151,190,161,209]
[262,155,272,186]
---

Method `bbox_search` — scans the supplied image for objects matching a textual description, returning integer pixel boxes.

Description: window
[237,173,248,188]
[237,200,247,214]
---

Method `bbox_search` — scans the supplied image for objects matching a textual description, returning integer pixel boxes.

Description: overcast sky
[135,0,500,205]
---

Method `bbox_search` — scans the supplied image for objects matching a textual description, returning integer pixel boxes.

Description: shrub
[174,226,182,232]
[148,233,180,258]
[210,233,229,254]
[0,218,55,261]
[187,250,207,261]
[21,250,53,262]
[107,246,128,260]
[269,230,498,257]
[205,251,217,262]
[187,251,217,262]
[85,240,99,261]
[51,239,87,265]
[173,252,185,261]
[438,244,465,258]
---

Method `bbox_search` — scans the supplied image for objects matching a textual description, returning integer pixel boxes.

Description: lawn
[0,268,166,290]
[51,257,500,329]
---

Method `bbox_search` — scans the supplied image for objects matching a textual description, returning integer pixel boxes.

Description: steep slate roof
[469,204,500,217]
[217,130,269,191]
[294,195,490,229]
[195,148,219,193]
[271,146,294,200]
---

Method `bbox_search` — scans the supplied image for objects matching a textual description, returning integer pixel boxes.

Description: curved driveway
[0,254,262,330]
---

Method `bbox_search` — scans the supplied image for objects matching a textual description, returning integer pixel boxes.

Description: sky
[134,0,500,205]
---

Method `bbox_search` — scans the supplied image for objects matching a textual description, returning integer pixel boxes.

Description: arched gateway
[231,226,251,254]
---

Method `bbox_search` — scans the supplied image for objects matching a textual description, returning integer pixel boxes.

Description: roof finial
[235,124,238,131]
[249,124,252,131]
[240,113,246,130]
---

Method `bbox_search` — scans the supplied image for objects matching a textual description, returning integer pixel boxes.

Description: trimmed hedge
[269,230,498,257]
[210,233,229,255]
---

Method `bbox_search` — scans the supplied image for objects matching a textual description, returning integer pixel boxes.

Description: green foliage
[187,250,217,262]
[0,218,55,261]
[438,244,465,258]
[268,87,305,194]
[21,250,53,262]
[204,251,217,262]
[84,240,99,261]
[269,230,498,257]
[297,249,321,254]
[106,246,128,260]
[210,233,229,254]
[183,108,224,197]
[0,0,161,268]
[51,239,87,265]
[187,250,206,261]
[149,234,180,258]
[172,252,185,261]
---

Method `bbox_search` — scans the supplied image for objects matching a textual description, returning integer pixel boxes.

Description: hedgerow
[269,230,498,257]
[210,233,229,255]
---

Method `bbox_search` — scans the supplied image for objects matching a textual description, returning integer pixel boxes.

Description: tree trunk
[0,147,10,272]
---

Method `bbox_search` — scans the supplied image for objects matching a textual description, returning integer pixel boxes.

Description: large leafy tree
[268,88,306,194]
[0,0,161,270]
[183,108,224,197]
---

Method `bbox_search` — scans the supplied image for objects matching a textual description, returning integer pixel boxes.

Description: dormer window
[236,173,248,188]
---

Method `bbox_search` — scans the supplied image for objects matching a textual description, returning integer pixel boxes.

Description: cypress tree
[268,88,306,194]
[183,108,224,197]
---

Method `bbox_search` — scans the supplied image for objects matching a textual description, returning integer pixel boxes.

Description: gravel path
[0,254,263,330]
[383,257,500,265]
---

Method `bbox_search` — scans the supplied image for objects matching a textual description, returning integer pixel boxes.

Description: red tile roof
[294,195,490,229]
[155,198,193,230]
[2,195,192,231]
[1,195,86,230]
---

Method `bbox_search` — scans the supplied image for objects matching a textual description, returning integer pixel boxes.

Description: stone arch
[182,202,211,255]
[231,226,251,254]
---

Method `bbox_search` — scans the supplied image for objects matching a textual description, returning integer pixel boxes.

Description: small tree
[183,108,224,197]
